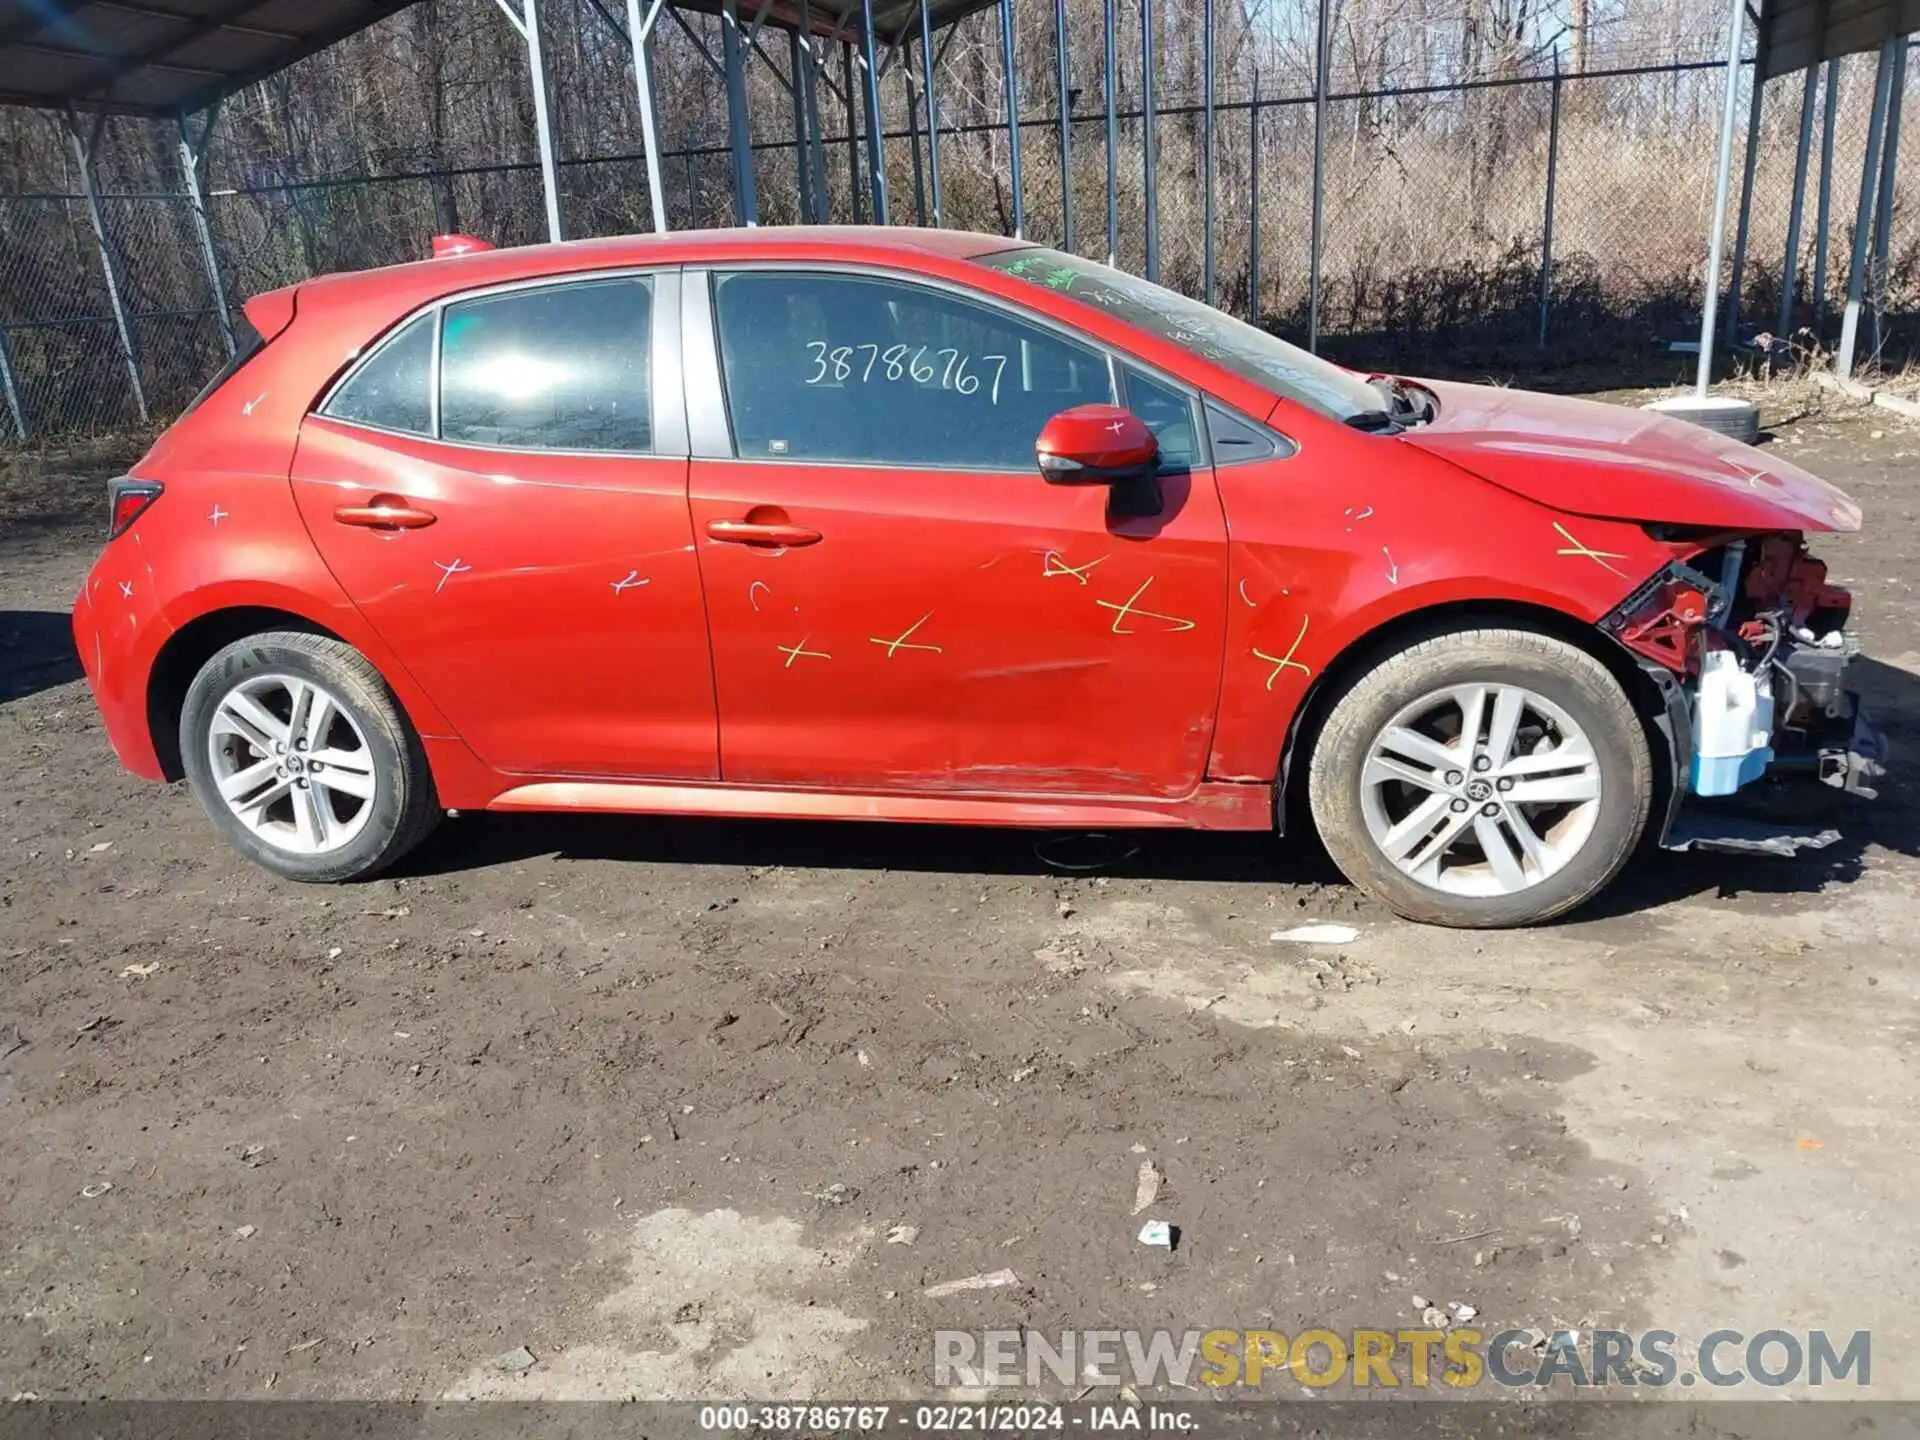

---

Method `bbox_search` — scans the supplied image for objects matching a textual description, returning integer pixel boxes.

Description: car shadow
[0,610,83,704]
[401,807,1348,887]
[399,654,1919,916]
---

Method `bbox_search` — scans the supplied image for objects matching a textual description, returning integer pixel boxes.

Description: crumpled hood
[1398,379,1861,533]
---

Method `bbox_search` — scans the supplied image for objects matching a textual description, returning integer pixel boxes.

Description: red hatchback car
[75,226,1883,927]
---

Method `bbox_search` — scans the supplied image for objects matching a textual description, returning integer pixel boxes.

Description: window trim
[1116,362,1207,472]
[1202,401,1296,468]
[688,261,1149,474]
[313,266,685,460]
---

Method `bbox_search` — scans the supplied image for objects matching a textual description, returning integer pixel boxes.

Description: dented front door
[683,265,1230,797]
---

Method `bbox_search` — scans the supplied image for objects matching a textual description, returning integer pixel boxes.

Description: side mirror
[1035,405,1162,517]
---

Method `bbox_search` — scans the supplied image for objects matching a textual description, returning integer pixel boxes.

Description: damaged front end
[1601,531,1888,855]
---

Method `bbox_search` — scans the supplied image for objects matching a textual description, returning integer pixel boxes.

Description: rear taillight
[107,477,162,539]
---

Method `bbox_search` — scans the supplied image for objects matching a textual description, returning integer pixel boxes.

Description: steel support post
[1140,0,1157,280]
[1838,40,1897,381]
[790,29,814,221]
[721,0,760,224]
[798,0,832,220]
[904,42,928,223]
[177,103,233,357]
[1693,0,1751,395]
[1539,58,1562,347]
[860,0,889,223]
[67,109,147,423]
[1724,21,1770,347]
[1869,40,1906,356]
[625,0,672,231]
[1248,73,1261,321]
[1776,59,1821,345]
[1201,0,1215,303]
[1308,0,1330,350]
[490,0,564,240]
[1813,58,1840,327]
[1054,0,1072,250]
[1000,0,1024,238]
[919,0,943,224]
[0,321,25,441]
[845,45,865,223]
[1102,0,1117,264]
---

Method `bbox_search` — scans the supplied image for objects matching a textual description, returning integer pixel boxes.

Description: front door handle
[335,496,438,530]
[706,518,822,547]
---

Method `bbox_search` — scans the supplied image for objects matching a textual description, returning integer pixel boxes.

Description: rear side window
[440,278,653,452]
[324,313,433,436]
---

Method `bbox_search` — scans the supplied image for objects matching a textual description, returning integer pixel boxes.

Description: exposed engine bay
[1601,531,1887,848]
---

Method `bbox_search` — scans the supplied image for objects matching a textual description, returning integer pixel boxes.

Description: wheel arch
[146,607,347,780]
[1274,597,1673,838]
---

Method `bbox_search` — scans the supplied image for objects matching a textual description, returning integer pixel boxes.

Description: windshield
[974,247,1383,422]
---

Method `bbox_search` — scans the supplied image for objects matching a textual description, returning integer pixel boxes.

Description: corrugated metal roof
[0,1,427,116]
[1762,0,1920,78]
[0,0,996,118]
[669,0,999,49]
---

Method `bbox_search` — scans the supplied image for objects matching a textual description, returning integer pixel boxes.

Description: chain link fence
[2,46,1915,441]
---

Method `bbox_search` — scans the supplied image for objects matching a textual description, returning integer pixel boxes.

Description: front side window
[323,312,433,436]
[1121,366,1201,470]
[711,269,1113,469]
[439,278,653,452]
[976,246,1383,423]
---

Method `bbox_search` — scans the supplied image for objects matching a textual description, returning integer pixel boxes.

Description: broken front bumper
[1662,696,1889,857]
[1771,700,1889,800]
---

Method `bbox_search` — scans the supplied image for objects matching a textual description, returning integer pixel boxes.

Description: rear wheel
[180,631,441,882]
[1307,627,1652,927]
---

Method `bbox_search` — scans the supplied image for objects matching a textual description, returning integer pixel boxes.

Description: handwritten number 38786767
[804,342,1010,404]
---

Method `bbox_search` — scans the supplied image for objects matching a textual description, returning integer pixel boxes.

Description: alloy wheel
[1358,682,1603,898]
[206,673,378,856]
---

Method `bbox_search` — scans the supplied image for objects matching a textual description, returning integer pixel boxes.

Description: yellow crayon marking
[777,636,832,667]
[869,612,943,658]
[1552,521,1629,578]
[1043,550,1107,584]
[1253,616,1312,690]
[1096,577,1198,635]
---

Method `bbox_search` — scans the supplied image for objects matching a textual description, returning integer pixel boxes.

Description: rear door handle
[335,496,437,530]
[706,518,822,547]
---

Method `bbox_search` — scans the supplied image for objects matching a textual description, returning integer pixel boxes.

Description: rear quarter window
[322,314,435,436]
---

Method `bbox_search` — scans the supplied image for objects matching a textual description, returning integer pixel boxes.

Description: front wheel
[1307,627,1652,928]
[180,631,441,882]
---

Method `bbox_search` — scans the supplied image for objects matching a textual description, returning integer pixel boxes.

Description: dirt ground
[4,392,1920,1407]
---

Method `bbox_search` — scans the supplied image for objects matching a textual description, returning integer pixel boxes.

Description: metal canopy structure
[1686,0,1920,398]
[1760,0,1920,78]
[0,0,1005,442]
[8,0,1920,447]
[668,0,993,47]
[0,1,421,116]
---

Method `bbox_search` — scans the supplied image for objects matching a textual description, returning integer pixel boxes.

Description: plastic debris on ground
[1271,924,1360,944]
[1137,1220,1174,1249]
[923,1268,1020,1297]
[1131,1161,1163,1216]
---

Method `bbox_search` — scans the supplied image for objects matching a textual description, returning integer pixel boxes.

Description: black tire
[179,631,441,882]
[1306,627,1652,928]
